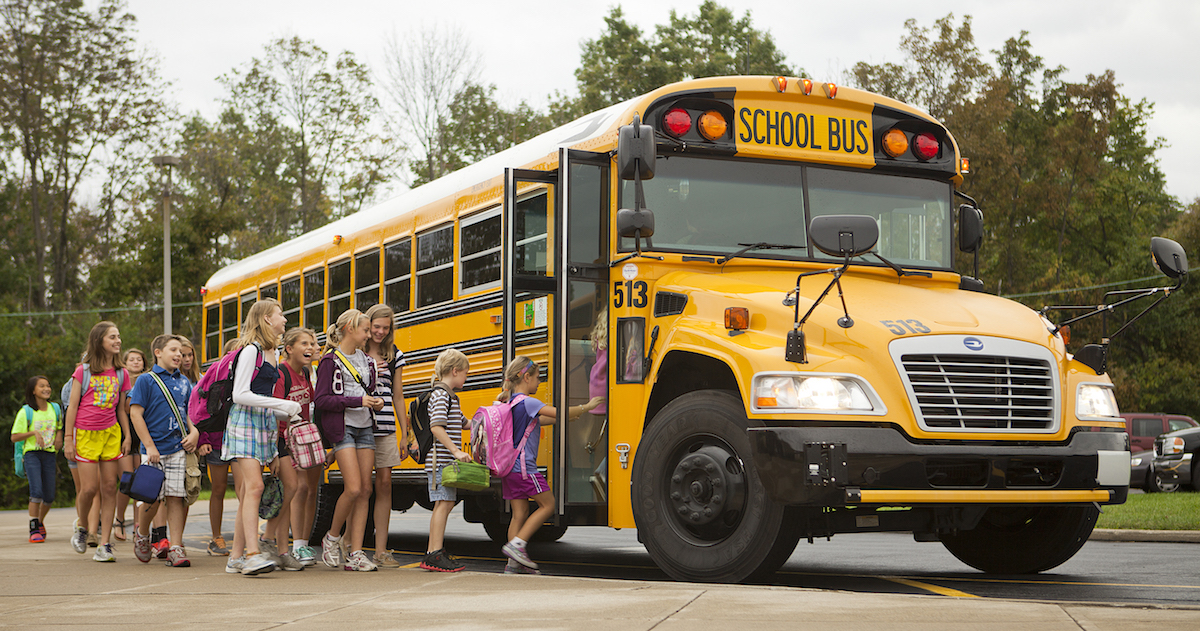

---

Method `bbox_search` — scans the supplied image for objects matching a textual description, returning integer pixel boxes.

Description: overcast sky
[121,0,1200,202]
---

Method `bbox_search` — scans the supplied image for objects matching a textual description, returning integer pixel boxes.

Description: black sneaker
[419,549,465,573]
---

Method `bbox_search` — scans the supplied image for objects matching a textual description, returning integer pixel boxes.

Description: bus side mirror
[809,215,878,258]
[959,205,983,253]
[617,117,655,181]
[1151,237,1188,281]
[617,207,655,238]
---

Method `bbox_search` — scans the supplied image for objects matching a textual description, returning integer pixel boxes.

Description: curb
[1089,528,1200,543]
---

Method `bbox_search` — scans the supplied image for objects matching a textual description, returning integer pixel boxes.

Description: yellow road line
[881,576,979,598]
[400,562,422,569]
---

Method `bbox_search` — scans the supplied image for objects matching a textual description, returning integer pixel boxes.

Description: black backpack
[407,382,450,464]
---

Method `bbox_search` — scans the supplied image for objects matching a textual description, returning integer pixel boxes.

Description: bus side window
[281,276,301,326]
[221,297,237,351]
[417,225,454,308]
[616,317,646,384]
[304,267,326,332]
[205,304,220,361]
[355,248,381,310]
[328,258,351,323]
[384,238,412,313]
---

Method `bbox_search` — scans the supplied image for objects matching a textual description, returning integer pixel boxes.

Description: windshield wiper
[870,253,933,278]
[718,242,805,265]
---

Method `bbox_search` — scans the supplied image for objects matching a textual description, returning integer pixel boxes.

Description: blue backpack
[13,403,62,478]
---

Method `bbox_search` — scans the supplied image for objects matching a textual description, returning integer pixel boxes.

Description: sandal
[113,519,132,541]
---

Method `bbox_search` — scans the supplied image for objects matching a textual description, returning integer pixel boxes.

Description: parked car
[1130,450,1153,490]
[1151,426,1200,492]
[1121,413,1198,453]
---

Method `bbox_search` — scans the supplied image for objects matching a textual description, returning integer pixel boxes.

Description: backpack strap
[149,372,191,442]
[51,403,61,425]
[22,405,33,429]
[282,363,293,398]
[509,394,539,479]
[332,350,371,393]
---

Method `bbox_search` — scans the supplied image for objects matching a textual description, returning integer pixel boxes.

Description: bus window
[328,258,351,323]
[460,208,501,293]
[205,304,220,361]
[304,268,326,331]
[417,225,453,308]
[280,276,301,326]
[355,248,381,310]
[221,297,237,350]
[568,163,607,266]
[384,238,412,313]
[807,167,951,268]
[260,282,278,302]
[616,317,645,384]
[516,191,549,275]
[620,156,805,259]
[240,291,256,323]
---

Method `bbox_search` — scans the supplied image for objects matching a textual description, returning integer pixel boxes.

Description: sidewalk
[2,504,1197,631]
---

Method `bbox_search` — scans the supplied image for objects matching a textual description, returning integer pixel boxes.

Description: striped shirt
[425,386,465,471]
[372,347,405,437]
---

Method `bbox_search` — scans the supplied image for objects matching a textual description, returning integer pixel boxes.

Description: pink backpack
[188,344,263,433]
[470,394,536,478]
[286,420,324,470]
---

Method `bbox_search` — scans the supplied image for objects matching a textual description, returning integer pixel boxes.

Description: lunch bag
[286,419,325,470]
[440,461,491,491]
[125,464,165,503]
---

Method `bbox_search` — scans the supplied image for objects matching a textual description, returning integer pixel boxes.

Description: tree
[379,24,478,186]
[557,3,800,123]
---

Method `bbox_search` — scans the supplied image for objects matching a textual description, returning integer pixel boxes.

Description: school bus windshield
[622,155,954,269]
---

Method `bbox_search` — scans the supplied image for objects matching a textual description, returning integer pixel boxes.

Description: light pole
[152,155,181,335]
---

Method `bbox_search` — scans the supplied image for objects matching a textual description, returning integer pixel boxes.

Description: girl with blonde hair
[314,309,384,571]
[419,348,471,572]
[223,299,301,576]
[64,321,131,562]
[363,304,409,567]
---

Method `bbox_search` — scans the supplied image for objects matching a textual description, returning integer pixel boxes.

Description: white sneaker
[70,524,87,554]
[240,552,276,576]
[502,542,537,569]
[225,555,246,574]
[321,533,342,568]
[92,543,115,562]
[343,550,378,572]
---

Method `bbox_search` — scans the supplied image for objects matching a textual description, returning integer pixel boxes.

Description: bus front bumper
[747,425,1130,507]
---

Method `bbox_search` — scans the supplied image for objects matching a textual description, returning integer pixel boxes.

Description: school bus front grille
[900,354,1055,431]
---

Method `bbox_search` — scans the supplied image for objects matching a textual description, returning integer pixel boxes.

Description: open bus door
[500,149,610,539]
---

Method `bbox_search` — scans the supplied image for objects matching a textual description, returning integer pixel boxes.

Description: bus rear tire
[940,505,1099,574]
[632,390,800,583]
[309,482,342,543]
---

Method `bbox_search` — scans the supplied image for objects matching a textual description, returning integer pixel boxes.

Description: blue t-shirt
[129,365,192,456]
[509,395,546,475]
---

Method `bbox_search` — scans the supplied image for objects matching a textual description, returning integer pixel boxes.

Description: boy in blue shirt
[129,334,198,567]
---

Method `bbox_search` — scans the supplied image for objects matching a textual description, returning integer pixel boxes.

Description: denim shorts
[205,450,234,467]
[333,425,376,452]
[427,464,456,503]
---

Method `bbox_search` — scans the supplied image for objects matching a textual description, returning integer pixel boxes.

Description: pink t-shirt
[71,365,131,431]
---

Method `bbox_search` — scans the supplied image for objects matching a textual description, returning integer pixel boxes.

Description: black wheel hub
[666,442,747,542]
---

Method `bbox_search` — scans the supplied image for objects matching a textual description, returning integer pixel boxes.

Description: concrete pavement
[2,502,1198,630]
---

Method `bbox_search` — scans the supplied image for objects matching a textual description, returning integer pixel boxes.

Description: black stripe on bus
[402,327,548,366]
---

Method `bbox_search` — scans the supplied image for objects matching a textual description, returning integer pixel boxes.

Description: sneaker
[70,526,87,554]
[419,549,465,573]
[36,523,46,538]
[241,552,276,576]
[344,550,378,572]
[134,531,153,563]
[502,542,537,570]
[504,559,542,575]
[320,533,342,568]
[93,543,116,562]
[29,530,44,543]
[86,532,99,548]
[294,545,316,567]
[277,552,305,571]
[153,539,170,559]
[225,556,246,574]
[167,546,190,568]
[259,538,278,557]
[207,536,229,556]
[373,549,401,568]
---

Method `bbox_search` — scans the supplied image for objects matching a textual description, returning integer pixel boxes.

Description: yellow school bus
[201,75,1187,583]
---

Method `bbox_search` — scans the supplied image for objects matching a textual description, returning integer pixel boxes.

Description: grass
[1096,491,1200,530]
[195,488,238,502]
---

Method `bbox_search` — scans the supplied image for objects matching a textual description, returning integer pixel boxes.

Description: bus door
[555,149,610,522]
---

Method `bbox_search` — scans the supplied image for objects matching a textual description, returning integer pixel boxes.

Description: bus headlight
[753,374,879,413]
[1076,383,1119,419]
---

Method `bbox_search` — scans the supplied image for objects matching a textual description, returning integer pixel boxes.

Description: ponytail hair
[431,349,469,386]
[496,355,538,403]
[322,309,369,356]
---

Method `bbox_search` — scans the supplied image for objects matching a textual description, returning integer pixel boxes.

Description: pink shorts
[501,469,549,500]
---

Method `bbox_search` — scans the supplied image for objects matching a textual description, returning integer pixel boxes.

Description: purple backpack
[188,344,263,433]
[470,394,536,478]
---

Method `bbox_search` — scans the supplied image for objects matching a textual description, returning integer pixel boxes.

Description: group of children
[13,298,600,576]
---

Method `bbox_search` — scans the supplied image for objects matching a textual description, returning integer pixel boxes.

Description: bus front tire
[940,505,1099,574]
[632,390,800,583]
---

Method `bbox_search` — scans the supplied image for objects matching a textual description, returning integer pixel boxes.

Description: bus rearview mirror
[1151,236,1188,281]
[617,120,655,181]
[958,205,983,253]
[809,215,878,258]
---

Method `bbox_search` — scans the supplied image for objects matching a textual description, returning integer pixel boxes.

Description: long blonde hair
[496,355,538,403]
[237,298,283,350]
[178,338,200,383]
[431,349,469,386]
[590,306,608,351]
[82,321,124,372]
[323,309,369,356]
[364,304,396,363]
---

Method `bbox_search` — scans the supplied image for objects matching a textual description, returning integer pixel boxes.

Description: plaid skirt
[222,404,278,465]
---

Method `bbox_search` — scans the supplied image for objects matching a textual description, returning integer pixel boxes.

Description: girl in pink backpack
[495,356,602,573]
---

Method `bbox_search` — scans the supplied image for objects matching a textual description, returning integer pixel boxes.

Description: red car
[1122,413,1198,453]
